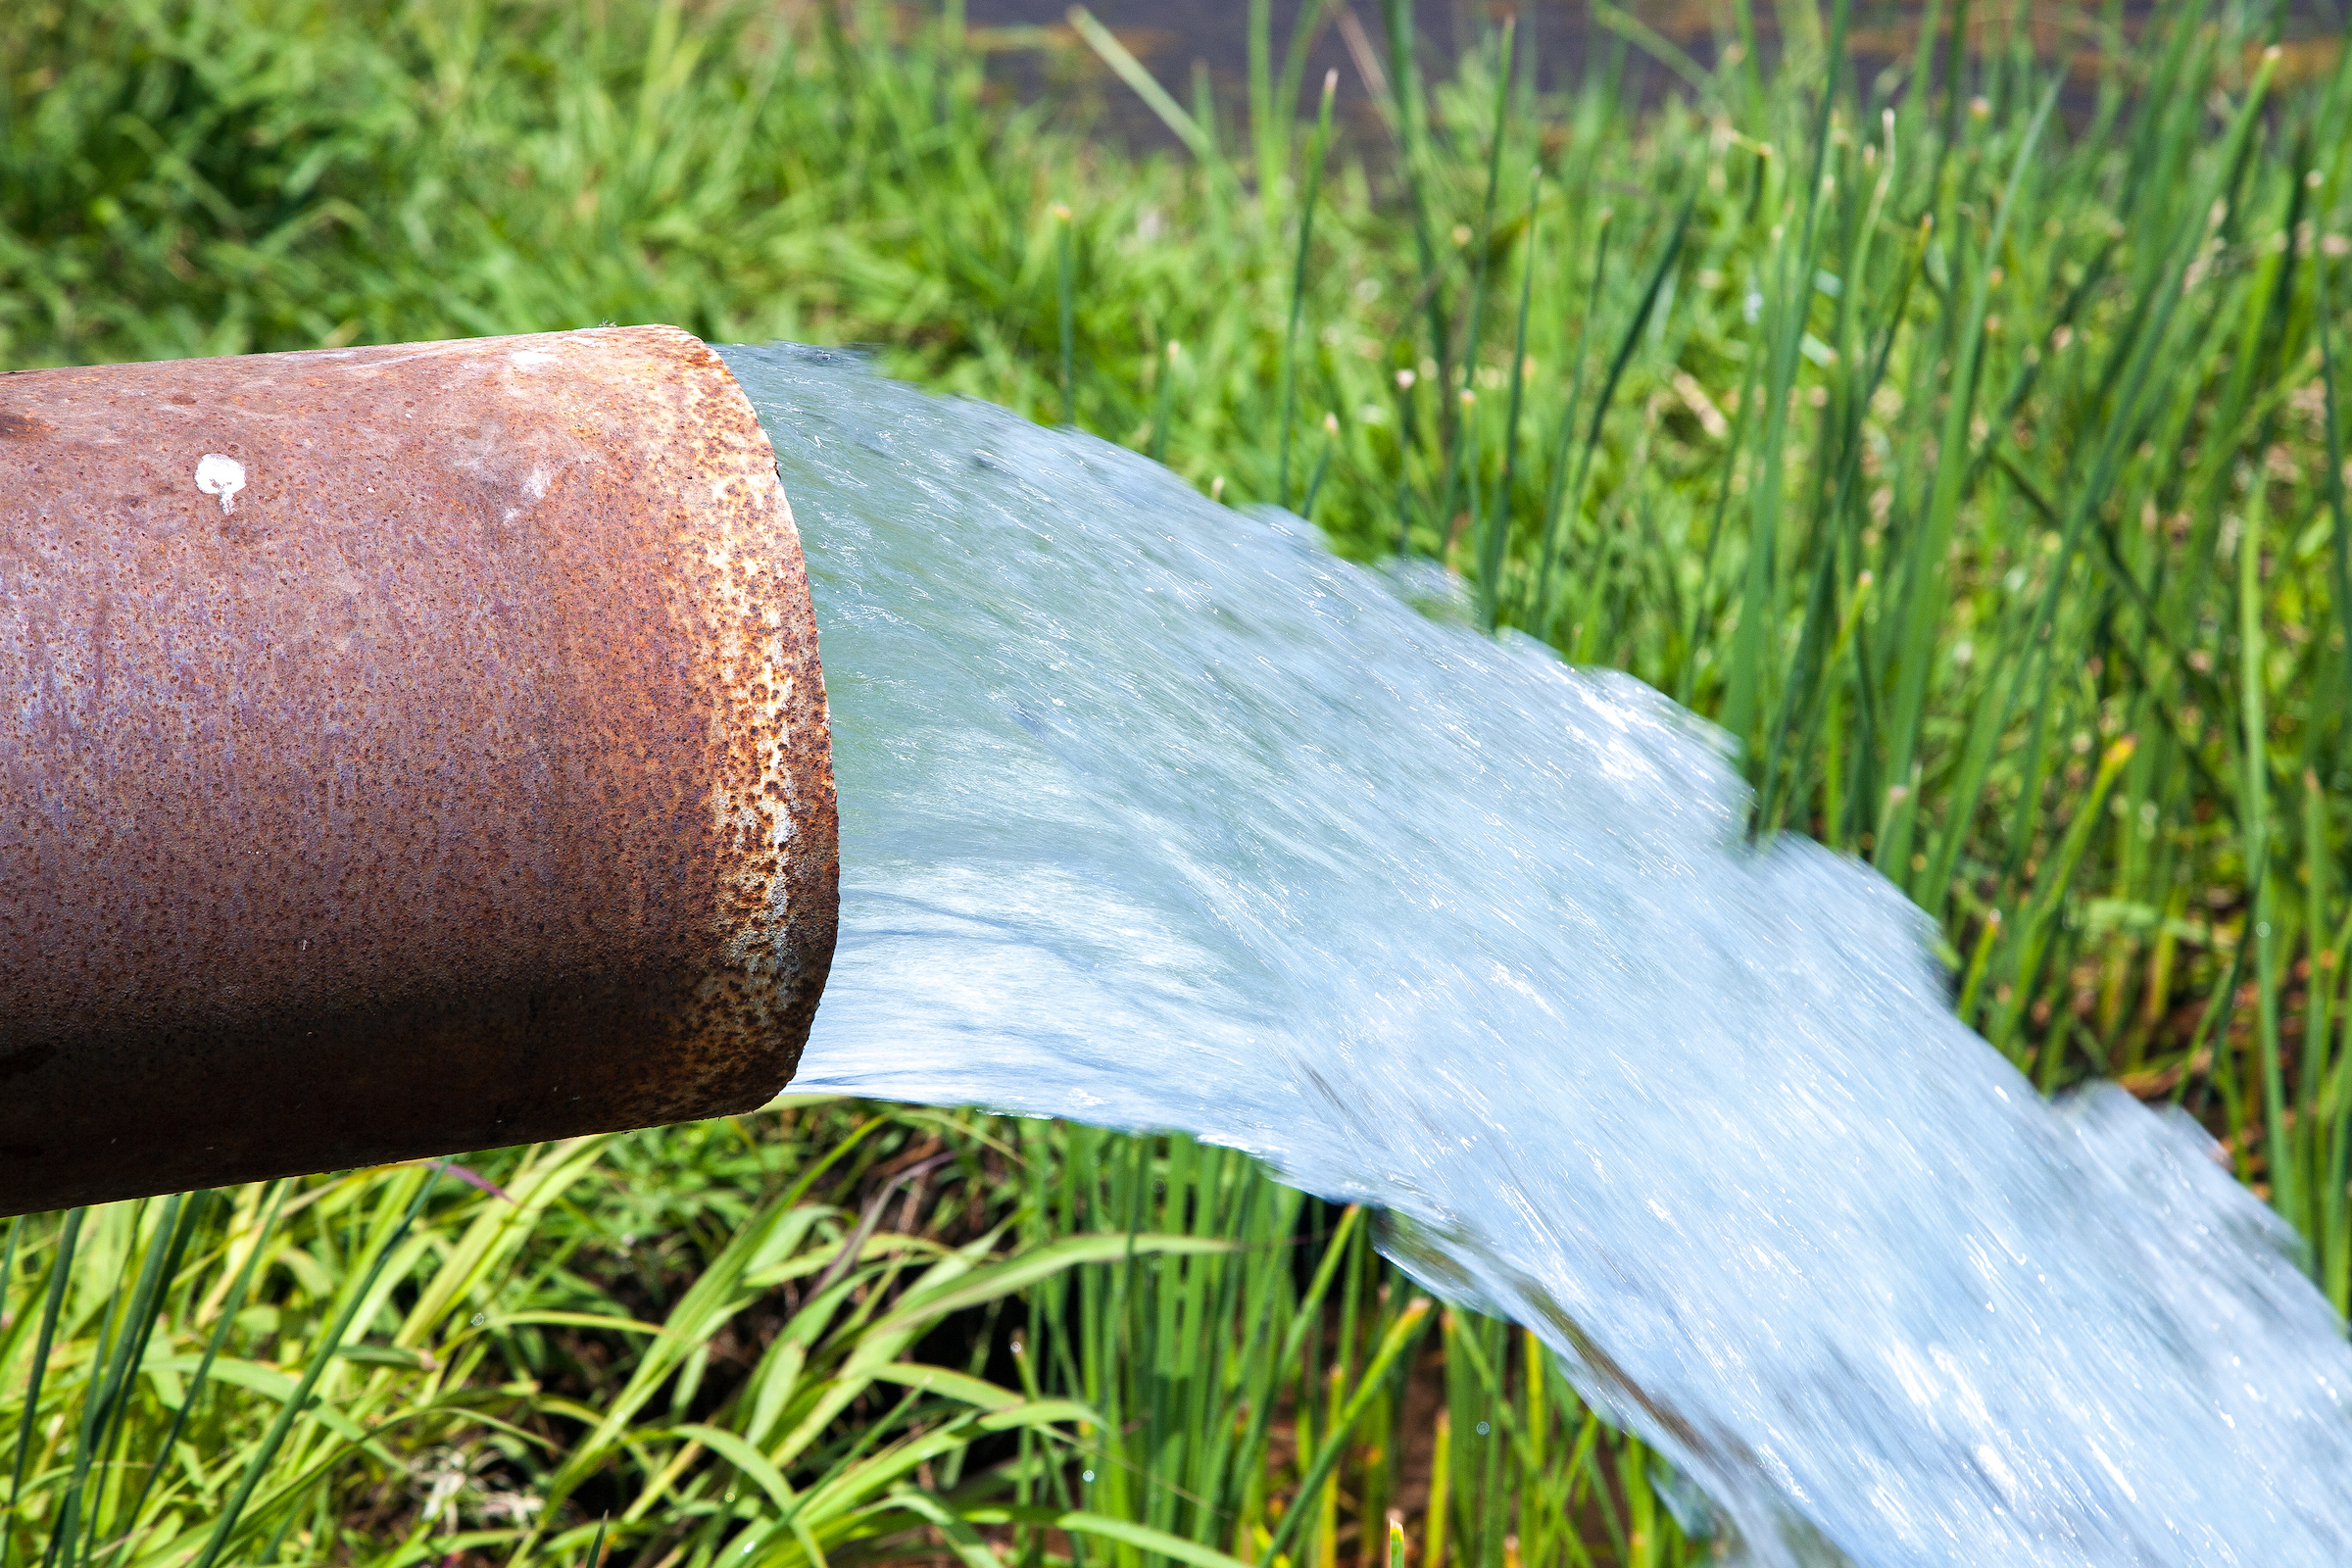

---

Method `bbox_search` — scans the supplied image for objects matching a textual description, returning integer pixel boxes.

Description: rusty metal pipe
[0,327,837,1217]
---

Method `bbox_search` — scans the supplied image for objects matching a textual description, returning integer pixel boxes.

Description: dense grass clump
[5,1,2352,1564]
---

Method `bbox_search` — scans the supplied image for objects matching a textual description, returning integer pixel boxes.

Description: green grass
[6,0,2352,1563]
[0,1111,1680,1568]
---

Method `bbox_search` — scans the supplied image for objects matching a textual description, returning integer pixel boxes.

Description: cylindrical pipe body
[0,326,837,1216]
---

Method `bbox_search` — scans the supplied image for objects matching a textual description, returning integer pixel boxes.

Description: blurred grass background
[4,0,2351,1564]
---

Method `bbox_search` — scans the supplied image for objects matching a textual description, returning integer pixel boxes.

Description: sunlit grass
[4,0,2350,1562]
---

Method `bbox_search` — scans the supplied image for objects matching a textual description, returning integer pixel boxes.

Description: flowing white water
[721,344,2352,1567]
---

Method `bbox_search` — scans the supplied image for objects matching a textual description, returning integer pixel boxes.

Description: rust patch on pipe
[0,326,837,1215]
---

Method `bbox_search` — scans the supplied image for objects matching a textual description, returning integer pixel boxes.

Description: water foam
[721,344,2352,1567]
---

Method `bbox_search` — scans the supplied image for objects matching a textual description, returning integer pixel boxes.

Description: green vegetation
[1,1110,1679,1567]
[6,0,2352,1564]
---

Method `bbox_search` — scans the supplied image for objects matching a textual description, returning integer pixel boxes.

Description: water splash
[721,344,2352,1567]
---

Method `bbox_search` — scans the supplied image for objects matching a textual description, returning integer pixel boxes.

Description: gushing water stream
[720,344,2352,1567]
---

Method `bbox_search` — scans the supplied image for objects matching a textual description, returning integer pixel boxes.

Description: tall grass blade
[7,1208,81,1568]
[1056,204,1076,426]
[1432,21,1517,549]
[1152,341,1180,466]
[2238,479,2290,1217]
[1875,75,2059,880]
[2319,239,2352,770]
[1379,0,1453,496]
[1537,190,1695,642]
[107,1187,283,1568]
[1478,173,1541,628]
[1280,72,1339,509]
[1067,8,1217,165]
[1530,213,1610,632]
[191,1169,441,1568]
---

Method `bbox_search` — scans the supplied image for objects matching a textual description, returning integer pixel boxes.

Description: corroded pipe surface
[0,326,837,1216]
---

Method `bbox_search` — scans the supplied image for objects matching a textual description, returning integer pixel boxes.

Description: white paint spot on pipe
[510,350,558,369]
[194,453,246,514]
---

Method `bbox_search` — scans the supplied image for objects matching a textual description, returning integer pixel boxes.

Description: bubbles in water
[723,344,2352,1568]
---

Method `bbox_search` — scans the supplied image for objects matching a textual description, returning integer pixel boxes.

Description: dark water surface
[961,0,2343,148]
